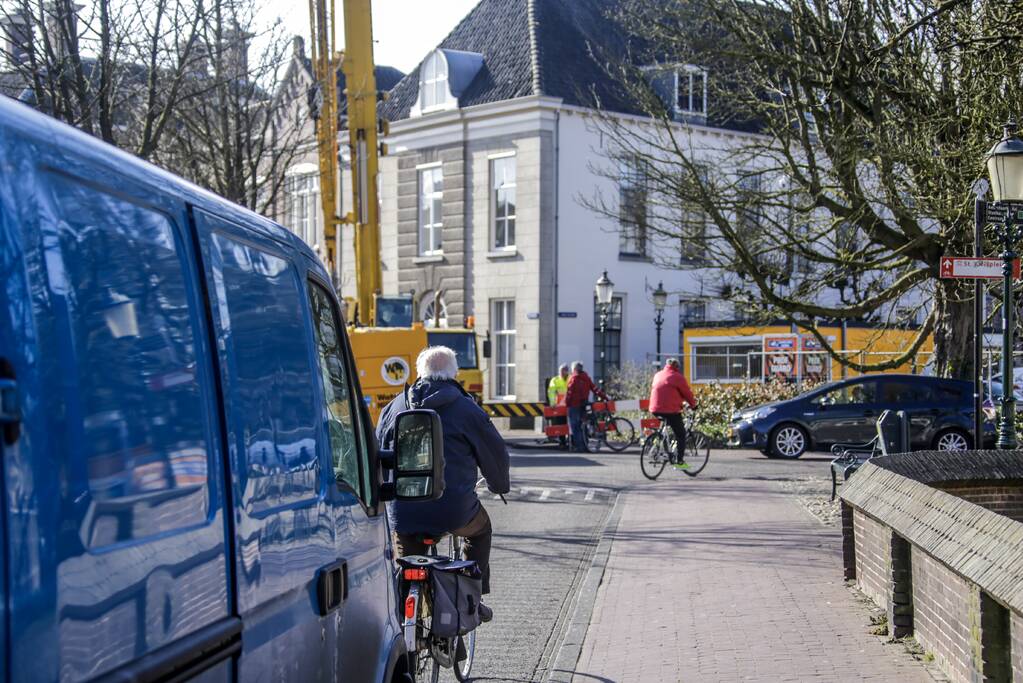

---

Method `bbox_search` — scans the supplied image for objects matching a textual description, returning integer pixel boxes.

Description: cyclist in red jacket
[565,361,606,452]
[649,358,698,467]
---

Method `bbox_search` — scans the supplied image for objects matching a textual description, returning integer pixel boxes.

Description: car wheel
[770,424,808,459]
[934,429,971,452]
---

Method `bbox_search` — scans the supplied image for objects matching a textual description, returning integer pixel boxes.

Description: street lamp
[652,281,667,359]
[985,120,1023,449]
[595,270,615,386]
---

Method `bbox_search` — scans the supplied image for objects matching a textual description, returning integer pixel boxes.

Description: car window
[308,281,364,496]
[816,380,877,405]
[879,381,928,403]
[934,383,965,403]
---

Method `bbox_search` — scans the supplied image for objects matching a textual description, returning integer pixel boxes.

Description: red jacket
[565,371,604,408]
[648,366,697,413]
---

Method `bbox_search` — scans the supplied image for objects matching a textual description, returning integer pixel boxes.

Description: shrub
[606,362,823,444]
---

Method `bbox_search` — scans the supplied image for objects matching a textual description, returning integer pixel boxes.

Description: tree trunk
[932,279,974,380]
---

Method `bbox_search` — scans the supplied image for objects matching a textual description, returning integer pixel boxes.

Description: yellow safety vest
[547,375,568,405]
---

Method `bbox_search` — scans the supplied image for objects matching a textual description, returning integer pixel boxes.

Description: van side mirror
[379,409,445,502]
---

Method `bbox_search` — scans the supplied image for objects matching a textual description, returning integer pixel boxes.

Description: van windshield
[427,332,478,369]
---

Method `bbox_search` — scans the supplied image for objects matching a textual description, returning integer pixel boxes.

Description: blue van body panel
[0,95,403,682]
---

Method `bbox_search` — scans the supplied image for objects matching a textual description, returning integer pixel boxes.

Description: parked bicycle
[640,412,710,480]
[583,400,635,452]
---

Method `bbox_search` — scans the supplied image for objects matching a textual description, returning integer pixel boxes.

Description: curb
[545,491,625,683]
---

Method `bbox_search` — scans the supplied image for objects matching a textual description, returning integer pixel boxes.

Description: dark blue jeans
[568,405,587,452]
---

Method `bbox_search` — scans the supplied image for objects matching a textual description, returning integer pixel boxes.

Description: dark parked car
[729,374,994,459]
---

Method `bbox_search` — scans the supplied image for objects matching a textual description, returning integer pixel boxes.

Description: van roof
[0,95,323,275]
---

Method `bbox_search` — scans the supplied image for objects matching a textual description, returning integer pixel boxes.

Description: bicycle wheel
[604,417,635,452]
[640,433,668,480]
[681,430,711,476]
[453,630,476,681]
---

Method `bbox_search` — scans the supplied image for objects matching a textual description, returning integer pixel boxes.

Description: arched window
[419,50,452,111]
[420,292,448,328]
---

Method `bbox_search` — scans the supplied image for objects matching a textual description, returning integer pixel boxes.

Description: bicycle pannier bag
[430,559,483,637]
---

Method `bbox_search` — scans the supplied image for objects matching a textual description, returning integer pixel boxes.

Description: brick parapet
[840,451,1023,683]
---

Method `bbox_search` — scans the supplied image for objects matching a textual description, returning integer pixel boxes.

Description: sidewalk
[568,470,935,682]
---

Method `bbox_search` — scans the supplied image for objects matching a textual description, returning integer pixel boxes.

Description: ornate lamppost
[985,120,1023,449]
[595,271,615,386]
[652,281,667,359]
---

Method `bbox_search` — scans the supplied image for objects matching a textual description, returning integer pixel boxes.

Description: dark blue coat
[376,379,510,535]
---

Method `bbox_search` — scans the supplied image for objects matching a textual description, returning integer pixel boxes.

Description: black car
[729,374,994,459]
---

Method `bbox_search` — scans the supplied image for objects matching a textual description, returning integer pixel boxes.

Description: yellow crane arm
[308,0,340,277]
[340,0,383,325]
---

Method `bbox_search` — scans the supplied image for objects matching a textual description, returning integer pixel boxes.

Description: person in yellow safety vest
[547,364,569,449]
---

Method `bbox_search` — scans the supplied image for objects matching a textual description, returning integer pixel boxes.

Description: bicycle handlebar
[475,476,507,505]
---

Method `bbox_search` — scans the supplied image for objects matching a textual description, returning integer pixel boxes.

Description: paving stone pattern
[572,473,933,682]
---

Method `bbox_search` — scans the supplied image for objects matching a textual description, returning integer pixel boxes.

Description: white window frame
[675,65,708,117]
[492,299,516,399]
[419,50,454,113]
[418,164,443,256]
[490,153,517,250]
[285,171,320,247]
[619,157,648,257]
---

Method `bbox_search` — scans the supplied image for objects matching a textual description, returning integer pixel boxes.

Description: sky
[261,0,481,74]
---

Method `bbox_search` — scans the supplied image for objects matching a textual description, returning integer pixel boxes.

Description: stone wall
[911,548,975,683]
[853,510,890,609]
[839,451,1023,683]
[937,482,1023,523]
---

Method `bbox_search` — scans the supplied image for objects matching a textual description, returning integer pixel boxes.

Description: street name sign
[939,256,1020,280]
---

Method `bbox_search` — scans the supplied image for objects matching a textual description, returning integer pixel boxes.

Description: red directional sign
[939,256,1021,280]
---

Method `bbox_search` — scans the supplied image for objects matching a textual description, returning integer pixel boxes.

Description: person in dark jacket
[376,346,510,605]
[565,361,606,453]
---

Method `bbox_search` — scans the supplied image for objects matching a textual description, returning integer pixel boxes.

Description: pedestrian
[547,363,570,449]
[565,361,606,453]
[648,358,698,468]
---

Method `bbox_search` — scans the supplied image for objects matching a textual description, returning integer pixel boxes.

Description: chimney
[43,2,83,61]
[222,21,252,82]
[1,11,31,67]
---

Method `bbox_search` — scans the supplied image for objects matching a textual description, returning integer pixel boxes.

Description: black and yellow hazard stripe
[483,402,546,418]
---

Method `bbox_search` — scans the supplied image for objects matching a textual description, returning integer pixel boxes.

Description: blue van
[0,95,443,682]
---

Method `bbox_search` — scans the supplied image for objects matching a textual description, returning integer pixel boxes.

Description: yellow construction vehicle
[308,0,482,423]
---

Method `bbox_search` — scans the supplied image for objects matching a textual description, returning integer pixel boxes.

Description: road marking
[585,489,597,501]
[563,488,575,496]
[539,489,551,501]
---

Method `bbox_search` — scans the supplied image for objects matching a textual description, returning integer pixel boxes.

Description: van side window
[40,173,213,546]
[308,282,363,495]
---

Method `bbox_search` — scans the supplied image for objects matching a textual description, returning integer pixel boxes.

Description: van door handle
[316,560,348,616]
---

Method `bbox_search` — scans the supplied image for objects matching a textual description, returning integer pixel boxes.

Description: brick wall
[936,483,1023,523]
[1013,612,1023,682]
[853,510,890,608]
[911,548,975,683]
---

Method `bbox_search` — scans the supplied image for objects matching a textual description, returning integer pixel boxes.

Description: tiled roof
[380,0,659,122]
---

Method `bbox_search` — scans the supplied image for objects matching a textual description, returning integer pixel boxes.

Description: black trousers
[653,412,686,461]
[394,505,493,593]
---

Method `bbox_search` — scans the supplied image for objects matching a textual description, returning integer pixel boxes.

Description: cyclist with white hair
[376,346,510,619]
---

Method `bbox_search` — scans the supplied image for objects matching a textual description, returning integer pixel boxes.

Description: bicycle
[400,532,477,683]
[640,411,710,480]
[399,478,502,682]
[583,401,635,452]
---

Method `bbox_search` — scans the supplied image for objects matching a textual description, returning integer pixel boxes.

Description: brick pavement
[569,472,935,682]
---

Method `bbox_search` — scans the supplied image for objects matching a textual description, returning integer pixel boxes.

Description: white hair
[571,361,583,372]
[417,346,459,381]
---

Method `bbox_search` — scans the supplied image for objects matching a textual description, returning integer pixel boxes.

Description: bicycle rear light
[403,568,428,581]
[404,594,416,619]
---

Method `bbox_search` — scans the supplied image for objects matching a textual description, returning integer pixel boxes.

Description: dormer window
[677,66,707,116]
[420,50,453,111]
[412,48,484,117]
[644,63,708,122]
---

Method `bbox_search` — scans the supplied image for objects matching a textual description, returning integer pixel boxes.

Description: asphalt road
[429,439,840,682]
